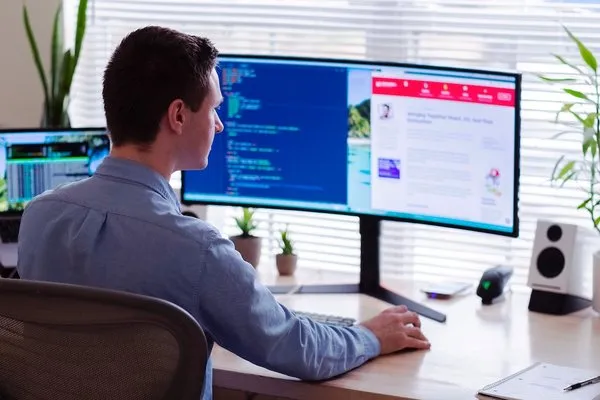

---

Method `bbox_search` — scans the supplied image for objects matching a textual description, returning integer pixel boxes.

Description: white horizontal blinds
[219,208,361,273]
[66,0,600,294]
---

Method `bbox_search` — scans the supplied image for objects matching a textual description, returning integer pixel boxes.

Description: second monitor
[181,55,521,322]
[0,127,110,243]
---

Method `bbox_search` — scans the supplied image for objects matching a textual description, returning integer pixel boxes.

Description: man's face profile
[177,68,224,171]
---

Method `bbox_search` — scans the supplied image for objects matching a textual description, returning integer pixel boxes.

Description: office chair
[0,279,208,400]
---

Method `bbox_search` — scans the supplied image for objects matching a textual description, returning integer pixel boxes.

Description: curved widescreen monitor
[181,55,521,237]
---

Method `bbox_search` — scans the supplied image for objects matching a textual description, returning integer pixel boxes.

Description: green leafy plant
[278,225,294,255]
[234,208,258,238]
[539,25,600,233]
[23,0,89,128]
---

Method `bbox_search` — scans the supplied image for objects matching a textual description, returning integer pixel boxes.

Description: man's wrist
[353,324,381,359]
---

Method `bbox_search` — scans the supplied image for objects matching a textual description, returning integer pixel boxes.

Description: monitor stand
[267,216,447,323]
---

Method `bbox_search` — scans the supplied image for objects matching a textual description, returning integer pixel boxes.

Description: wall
[0,0,61,127]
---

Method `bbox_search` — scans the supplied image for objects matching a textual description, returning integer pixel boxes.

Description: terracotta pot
[276,254,297,276]
[230,235,262,268]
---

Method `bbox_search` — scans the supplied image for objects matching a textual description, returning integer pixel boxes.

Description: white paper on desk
[478,362,600,400]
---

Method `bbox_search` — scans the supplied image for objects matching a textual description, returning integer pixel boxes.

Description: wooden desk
[212,270,600,400]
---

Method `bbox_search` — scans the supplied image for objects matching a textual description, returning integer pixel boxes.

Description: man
[17,26,430,399]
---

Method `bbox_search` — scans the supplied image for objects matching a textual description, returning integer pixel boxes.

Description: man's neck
[109,145,174,180]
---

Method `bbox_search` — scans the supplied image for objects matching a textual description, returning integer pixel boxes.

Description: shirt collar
[94,156,181,209]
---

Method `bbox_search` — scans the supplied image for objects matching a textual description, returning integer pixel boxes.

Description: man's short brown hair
[102,26,218,146]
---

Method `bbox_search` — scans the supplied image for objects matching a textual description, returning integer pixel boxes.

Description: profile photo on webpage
[379,103,392,120]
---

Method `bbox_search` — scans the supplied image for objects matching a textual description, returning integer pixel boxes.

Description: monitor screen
[181,55,520,237]
[0,128,110,213]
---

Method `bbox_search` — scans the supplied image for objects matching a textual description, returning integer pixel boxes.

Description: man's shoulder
[21,177,227,250]
[168,214,225,248]
[26,189,223,246]
[23,180,87,213]
[28,177,91,202]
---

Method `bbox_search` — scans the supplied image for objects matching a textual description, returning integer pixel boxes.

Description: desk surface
[211,269,600,400]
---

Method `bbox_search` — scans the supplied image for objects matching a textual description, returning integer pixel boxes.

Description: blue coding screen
[195,61,348,204]
[182,56,519,236]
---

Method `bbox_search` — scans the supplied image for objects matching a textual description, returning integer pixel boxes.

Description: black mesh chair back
[0,278,208,400]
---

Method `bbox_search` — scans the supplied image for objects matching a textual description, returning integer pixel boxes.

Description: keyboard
[292,310,356,327]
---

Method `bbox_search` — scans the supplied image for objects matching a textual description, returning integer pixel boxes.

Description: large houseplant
[23,0,89,128]
[230,208,262,268]
[540,25,600,234]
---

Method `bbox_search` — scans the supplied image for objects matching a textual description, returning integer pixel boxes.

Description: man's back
[17,157,381,400]
[18,158,208,301]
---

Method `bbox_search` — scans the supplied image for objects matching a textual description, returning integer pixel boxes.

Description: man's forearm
[200,235,381,380]
[257,316,381,381]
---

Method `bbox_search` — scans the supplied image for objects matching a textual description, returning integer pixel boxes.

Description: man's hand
[360,305,430,355]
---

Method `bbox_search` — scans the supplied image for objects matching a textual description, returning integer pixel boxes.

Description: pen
[564,376,600,391]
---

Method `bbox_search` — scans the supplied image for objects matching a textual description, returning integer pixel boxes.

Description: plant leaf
[595,216,600,227]
[538,75,577,83]
[564,88,594,103]
[550,129,578,139]
[553,53,587,76]
[583,137,594,155]
[235,208,257,236]
[71,0,88,73]
[578,198,592,209]
[560,171,577,187]
[59,50,73,95]
[583,113,598,129]
[568,110,586,125]
[50,3,63,101]
[22,4,49,113]
[551,155,565,181]
[564,25,598,72]
[555,103,575,122]
[53,50,73,127]
[560,103,575,111]
[558,160,576,179]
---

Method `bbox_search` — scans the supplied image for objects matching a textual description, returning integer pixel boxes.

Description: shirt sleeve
[193,233,381,381]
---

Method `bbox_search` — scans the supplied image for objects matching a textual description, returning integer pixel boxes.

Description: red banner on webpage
[372,77,516,107]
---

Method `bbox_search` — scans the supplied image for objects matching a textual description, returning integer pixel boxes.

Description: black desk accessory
[476,265,513,305]
[528,289,592,315]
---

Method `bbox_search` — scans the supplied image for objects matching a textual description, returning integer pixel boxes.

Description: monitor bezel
[181,54,521,238]
[0,126,109,217]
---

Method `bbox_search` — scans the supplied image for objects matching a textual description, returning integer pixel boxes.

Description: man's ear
[166,99,186,135]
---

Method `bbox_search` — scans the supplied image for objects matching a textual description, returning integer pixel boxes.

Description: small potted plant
[230,208,261,268]
[276,226,297,276]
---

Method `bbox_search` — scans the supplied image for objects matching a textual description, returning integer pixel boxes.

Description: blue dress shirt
[17,156,380,399]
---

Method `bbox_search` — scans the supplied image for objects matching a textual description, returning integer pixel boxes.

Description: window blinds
[65,0,600,295]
